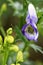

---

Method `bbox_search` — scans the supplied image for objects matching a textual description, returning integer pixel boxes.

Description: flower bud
[9,45,19,52]
[4,35,14,44]
[17,51,23,62]
[7,28,13,35]
[1,3,7,12]
[0,45,3,50]
[5,64,7,65]
[0,35,3,44]
[11,64,15,65]
[16,63,20,65]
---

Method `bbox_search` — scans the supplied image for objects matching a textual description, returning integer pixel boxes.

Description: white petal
[28,3,37,18]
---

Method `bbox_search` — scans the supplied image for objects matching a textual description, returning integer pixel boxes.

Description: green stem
[2,50,9,65]
[0,12,6,37]
[0,26,6,37]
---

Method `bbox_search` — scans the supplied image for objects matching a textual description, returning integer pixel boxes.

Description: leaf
[8,0,25,17]
[21,60,35,65]
[14,26,29,44]
[37,8,43,19]
[29,44,43,54]
[37,16,43,35]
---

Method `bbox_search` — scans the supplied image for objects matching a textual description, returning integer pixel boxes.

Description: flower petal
[28,3,38,23]
[26,14,30,24]
[22,23,38,41]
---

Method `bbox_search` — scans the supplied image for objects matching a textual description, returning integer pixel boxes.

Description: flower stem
[0,26,6,37]
[2,50,9,65]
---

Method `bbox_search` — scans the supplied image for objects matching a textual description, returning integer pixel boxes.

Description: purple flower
[22,3,39,41]
[22,23,38,41]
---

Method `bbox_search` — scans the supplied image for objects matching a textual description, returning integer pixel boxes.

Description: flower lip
[22,23,38,41]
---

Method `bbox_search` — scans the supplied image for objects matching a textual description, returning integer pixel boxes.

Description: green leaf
[14,26,29,44]
[29,44,43,54]
[37,8,43,18]
[21,60,35,65]
[37,16,43,35]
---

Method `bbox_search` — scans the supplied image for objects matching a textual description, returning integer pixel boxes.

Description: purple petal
[26,14,30,24]
[26,13,38,24]
[22,24,28,35]
[30,16,38,24]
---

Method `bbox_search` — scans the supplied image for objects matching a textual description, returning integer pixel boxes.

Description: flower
[26,3,38,24]
[16,63,20,65]
[4,35,14,44]
[9,45,19,52]
[11,64,15,65]
[17,51,23,62]
[22,3,39,41]
[7,27,13,35]
[22,23,38,41]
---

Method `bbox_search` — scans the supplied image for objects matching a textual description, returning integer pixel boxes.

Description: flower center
[25,25,34,34]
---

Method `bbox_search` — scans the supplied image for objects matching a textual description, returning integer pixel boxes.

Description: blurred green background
[0,0,43,65]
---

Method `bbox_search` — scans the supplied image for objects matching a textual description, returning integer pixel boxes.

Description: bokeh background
[0,0,43,65]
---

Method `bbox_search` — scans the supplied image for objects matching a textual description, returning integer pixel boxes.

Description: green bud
[17,51,23,62]
[5,64,7,65]
[9,45,19,52]
[1,3,7,12]
[0,45,3,50]
[0,35,3,44]
[7,28,13,35]
[4,35,14,44]
[11,64,15,65]
[16,63,20,65]
[0,3,7,16]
